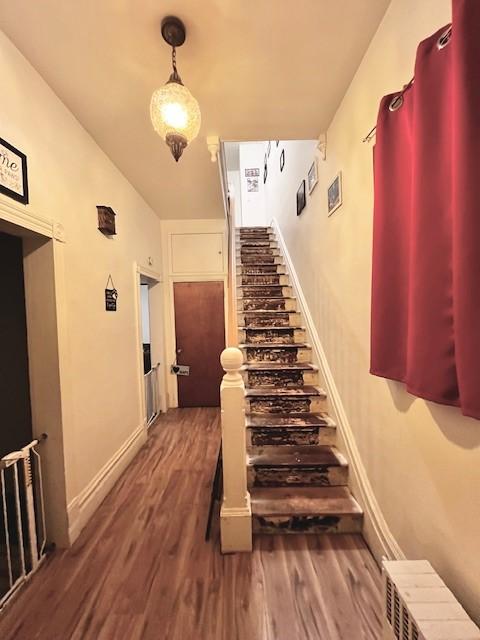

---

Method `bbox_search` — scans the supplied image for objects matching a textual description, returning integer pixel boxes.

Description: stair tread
[246,386,326,398]
[240,343,310,349]
[246,412,335,428]
[251,486,362,517]
[240,310,297,314]
[243,362,315,370]
[248,445,347,467]
[239,284,286,288]
[240,326,304,331]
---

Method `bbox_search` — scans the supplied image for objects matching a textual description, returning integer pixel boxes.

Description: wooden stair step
[243,362,315,370]
[250,486,361,517]
[248,445,346,468]
[240,342,309,349]
[246,412,334,428]
[241,326,304,332]
[245,386,325,398]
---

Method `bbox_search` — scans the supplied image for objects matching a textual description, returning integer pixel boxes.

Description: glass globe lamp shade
[150,80,201,161]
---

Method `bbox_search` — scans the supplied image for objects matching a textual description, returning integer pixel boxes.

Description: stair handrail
[219,347,252,552]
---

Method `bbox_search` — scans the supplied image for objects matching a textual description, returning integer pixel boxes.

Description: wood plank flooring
[0,408,382,640]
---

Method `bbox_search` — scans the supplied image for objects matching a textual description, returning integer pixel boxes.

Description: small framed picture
[245,167,260,177]
[307,159,318,194]
[296,180,306,216]
[0,137,29,205]
[327,172,342,216]
[247,177,259,192]
[280,149,285,172]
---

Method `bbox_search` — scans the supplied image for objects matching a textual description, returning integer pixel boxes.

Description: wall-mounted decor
[97,205,117,235]
[105,274,118,311]
[276,140,280,147]
[267,141,271,157]
[308,159,318,194]
[247,177,259,192]
[245,168,260,177]
[280,149,285,172]
[327,172,342,216]
[0,137,29,205]
[296,180,306,216]
[263,162,268,184]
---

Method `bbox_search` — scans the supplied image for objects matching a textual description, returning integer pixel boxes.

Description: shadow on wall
[387,380,480,449]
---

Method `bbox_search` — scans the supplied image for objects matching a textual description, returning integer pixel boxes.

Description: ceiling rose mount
[150,15,201,162]
[161,16,186,48]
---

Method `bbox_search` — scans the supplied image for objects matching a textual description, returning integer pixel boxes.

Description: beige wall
[0,31,164,539]
[269,0,480,623]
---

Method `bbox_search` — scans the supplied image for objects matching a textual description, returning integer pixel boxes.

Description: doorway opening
[0,220,69,609]
[136,267,166,428]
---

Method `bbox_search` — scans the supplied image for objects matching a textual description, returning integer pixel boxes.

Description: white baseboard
[67,424,147,544]
[271,217,405,562]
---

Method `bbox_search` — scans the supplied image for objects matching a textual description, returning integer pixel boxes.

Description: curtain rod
[362,25,452,143]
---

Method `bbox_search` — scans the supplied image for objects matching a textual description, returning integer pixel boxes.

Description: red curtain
[371,0,480,419]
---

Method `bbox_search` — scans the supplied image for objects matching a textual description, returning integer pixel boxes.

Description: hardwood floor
[0,408,382,640]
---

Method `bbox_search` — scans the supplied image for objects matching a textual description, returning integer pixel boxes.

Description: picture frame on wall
[327,171,342,216]
[307,159,318,194]
[0,137,29,205]
[296,180,306,216]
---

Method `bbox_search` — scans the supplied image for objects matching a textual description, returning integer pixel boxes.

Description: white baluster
[220,347,252,553]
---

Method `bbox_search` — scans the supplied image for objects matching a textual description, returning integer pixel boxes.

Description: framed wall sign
[308,159,318,194]
[0,137,29,204]
[105,274,118,311]
[327,172,343,216]
[296,180,306,216]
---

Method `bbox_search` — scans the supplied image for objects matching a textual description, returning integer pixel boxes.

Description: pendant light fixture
[150,16,201,162]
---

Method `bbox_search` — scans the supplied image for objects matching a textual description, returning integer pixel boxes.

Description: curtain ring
[437,26,452,50]
[389,95,404,112]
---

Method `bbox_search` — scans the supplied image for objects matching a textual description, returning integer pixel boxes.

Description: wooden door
[173,281,225,407]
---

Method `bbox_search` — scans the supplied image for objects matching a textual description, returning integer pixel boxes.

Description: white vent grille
[382,560,480,640]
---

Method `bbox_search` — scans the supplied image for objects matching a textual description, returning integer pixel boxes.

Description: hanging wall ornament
[105,274,118,311]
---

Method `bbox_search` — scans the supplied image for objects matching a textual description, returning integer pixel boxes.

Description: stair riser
[238,246,280,254]
[246,396,326,414]
[240,255,283,265]
[238,312,302,328]
[237,240,279,248]
[248,465,348,488]
[237,265,286,275]
[242,346,311,364]
[238,298,296,312]
[238,328,305,344]
[238,275,289,286]
[247,427,336,447]
[238,286,292,299]
[252,514,362,535]
[242,369,318,388]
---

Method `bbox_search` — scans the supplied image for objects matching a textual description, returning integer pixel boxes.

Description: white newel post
[219,347,252,553]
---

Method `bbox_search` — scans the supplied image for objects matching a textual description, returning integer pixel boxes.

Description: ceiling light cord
[168,46,183,85]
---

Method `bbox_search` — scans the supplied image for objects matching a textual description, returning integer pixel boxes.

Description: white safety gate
[0,435,47,610]
[144,364,160,426]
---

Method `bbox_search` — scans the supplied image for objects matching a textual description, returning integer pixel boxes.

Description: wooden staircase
[236,226,363,535]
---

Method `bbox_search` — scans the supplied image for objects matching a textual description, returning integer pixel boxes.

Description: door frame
[167,274,228,408]
[133,263,167,428]
[0,196,71,547]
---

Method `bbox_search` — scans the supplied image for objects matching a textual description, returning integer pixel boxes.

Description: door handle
[176,348,183,355]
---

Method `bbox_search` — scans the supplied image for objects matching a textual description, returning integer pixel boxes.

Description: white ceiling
[0,1,390,219]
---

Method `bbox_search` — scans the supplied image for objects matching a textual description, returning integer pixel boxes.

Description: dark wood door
[173,281,225,407]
